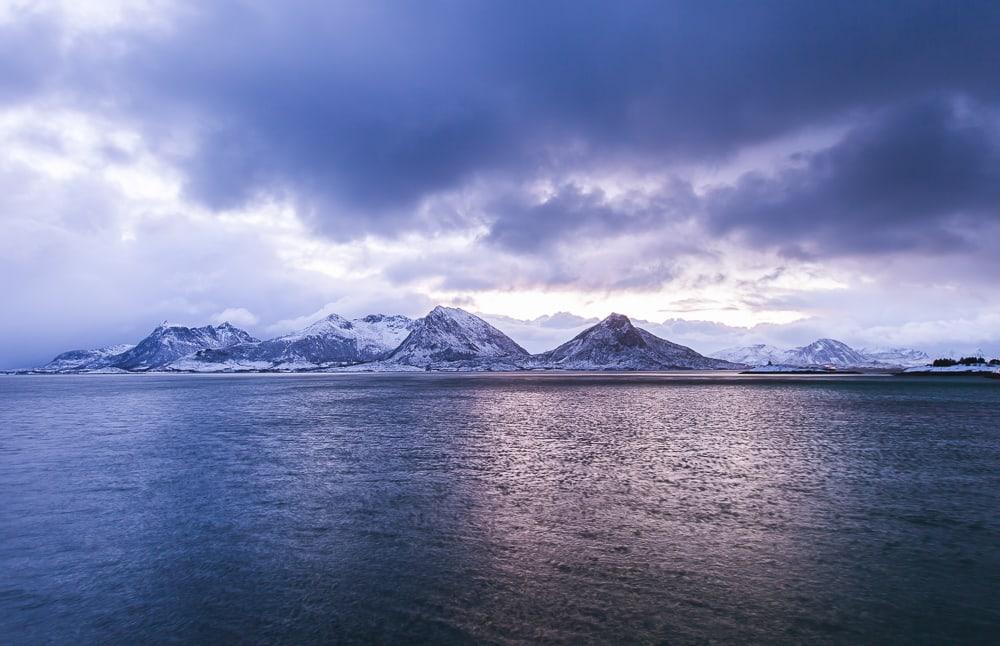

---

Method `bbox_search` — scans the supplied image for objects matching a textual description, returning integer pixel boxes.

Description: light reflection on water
[1,373,998,643]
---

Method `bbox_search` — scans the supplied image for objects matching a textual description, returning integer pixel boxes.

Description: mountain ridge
[112,322,259,371]
[35,307,928,373]
[711,339,929,368]
[171,313,417,371]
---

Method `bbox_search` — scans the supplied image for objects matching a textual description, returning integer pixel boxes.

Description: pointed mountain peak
[322,312,350,323]
[293,312,351,336]
[538,313,738,370]
[423,306,489,329]
[428,305,466,318]
[388,306,528,366]
[601,312,633,327]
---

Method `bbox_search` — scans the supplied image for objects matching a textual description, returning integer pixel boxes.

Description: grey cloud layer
[706,99,1000,257]
[485,180,698,253]
[4,1,1000,252]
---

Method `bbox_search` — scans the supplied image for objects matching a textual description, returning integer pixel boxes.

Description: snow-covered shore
[741,364,841,374]
[900,364,1000,375]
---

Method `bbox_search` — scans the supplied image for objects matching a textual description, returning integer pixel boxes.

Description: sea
[1,373,998,644]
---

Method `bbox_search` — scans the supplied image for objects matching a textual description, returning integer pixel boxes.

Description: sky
[3,0,1000,367]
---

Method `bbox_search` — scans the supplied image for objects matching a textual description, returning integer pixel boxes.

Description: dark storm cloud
[705,98,1000,257]
[5,0,1000,254]
[31,0,997,243]
[484,180,697,252]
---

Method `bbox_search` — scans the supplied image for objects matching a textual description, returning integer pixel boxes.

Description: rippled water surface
[2,373,999,644]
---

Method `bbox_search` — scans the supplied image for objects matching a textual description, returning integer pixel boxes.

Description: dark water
[2,373,999,644]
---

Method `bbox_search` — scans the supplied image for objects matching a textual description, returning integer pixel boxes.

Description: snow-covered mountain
[112,322,258,371]
[385,306,529,368]
[859,347,930,368]
[171,313,417,371]
[783,338,868,367]
[713,339,929,368]
[710,344,785,367]
[534,313,741,370]
[35,308,930,373]
[41,344,135,372]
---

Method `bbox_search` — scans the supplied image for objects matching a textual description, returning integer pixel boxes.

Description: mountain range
[710,339,930,368]
[32,307,930,374]
[170,313,417,371]
[34,307,746,373]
